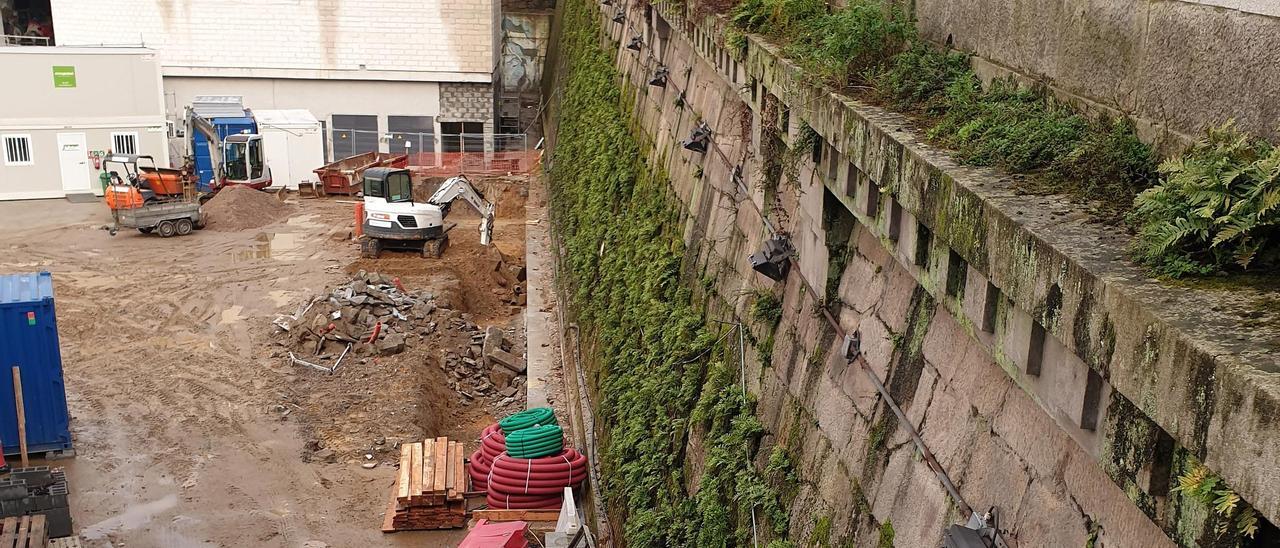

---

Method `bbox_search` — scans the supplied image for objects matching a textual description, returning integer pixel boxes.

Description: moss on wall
[548,0,794,544]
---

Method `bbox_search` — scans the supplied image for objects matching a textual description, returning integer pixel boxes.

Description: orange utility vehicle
[103,154,205,237]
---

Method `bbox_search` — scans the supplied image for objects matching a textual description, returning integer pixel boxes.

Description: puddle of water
[81,493,179,540]
[232,232,309,262]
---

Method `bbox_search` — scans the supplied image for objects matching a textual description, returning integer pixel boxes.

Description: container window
[111,132,138,156]
[2,135,33,166]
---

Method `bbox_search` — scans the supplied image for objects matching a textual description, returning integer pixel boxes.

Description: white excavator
[359,167,496,258]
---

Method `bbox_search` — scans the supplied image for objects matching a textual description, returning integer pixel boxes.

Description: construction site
[2,0,1280,546]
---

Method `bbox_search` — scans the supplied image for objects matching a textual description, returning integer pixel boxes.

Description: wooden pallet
[383,436,468,532]
[0,515,48,548]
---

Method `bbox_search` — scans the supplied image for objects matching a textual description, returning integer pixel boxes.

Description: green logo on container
[26,311,35,326]
[52,66,76,88]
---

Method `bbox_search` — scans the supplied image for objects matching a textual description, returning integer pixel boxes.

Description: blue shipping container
[193,116,256,192]
[0,272,72,456]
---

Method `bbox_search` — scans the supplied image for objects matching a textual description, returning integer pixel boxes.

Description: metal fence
[329,130,538,176]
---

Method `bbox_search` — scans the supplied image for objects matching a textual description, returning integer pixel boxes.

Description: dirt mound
[346,225,527,322]
[203,186,290,231]
[410,175,529,219]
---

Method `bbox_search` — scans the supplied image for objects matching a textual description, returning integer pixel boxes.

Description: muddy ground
[0,178,533,547]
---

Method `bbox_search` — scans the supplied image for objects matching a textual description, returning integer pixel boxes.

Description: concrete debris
[486,348,525,373]
[275,271,441,366]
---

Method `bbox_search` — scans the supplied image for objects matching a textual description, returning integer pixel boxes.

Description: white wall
[0,127,169,201]
[160,76,442,160]
[0,47,166,123]
[50,0,497,81]
[0,47,168,201]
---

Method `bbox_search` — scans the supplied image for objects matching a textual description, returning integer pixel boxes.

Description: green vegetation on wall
[1171,455,1259,546]
[1128,122,1280,277]
[720,0,1280,277]
[727,0,1156,214]
[549,0,795,544]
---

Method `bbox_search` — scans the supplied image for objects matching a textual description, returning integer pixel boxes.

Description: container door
[56,133,91,194]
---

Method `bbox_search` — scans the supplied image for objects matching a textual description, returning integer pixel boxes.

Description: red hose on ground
[484,449,588,509]
[485,493,564,509]
[469,423,507,491]
[466,423,590,510]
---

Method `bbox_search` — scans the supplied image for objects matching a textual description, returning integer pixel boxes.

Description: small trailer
[111,200,205,237]
[312,152,409,195]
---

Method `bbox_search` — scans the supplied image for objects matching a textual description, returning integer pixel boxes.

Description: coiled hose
[504,424,565,459]
[485,448,588,509]
[469,423,506,491]
[498,407,557,434]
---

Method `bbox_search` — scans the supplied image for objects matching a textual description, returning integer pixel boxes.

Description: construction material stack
[382,437,467,532]
[0,514,49,547]
[0,467,71,539]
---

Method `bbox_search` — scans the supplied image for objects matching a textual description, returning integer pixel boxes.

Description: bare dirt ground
[0,180,531,547]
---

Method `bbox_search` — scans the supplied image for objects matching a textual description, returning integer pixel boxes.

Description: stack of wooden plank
[381,437,468,532]
[0,515,48,548]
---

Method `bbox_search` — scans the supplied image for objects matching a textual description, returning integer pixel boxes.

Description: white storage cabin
[254,109,324,190]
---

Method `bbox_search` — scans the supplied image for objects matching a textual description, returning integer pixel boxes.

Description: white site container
[254,109,324,190]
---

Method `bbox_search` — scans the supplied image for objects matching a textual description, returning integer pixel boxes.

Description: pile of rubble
[441,324,527,406]
[273,271,440,371]
[272,271,529,408]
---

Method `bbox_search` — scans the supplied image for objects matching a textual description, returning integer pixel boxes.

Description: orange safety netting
[406,151,541,177]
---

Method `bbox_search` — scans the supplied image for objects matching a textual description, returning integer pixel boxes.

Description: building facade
[0,47,168,200]
[48,0,501,161]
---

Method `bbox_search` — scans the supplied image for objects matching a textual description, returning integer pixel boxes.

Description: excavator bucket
[479,203,495,246]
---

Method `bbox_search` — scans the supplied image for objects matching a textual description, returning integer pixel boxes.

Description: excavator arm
[183,107,224,187]
[427,175,496,245]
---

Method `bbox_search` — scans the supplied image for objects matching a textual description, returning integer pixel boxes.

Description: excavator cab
[360,168,494,259]
[221,134,271,189]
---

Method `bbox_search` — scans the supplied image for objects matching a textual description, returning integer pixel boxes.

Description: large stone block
[992,388,1071,482]
[1063,450,1175,547]
[1009,478,1090,547]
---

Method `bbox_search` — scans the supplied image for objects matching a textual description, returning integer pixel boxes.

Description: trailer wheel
[137,227,153,234]
[360,238,382,259]
[157,221,177,238]
[176,218,194,236]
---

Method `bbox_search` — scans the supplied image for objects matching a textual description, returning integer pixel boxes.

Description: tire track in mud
[0,201,362,546]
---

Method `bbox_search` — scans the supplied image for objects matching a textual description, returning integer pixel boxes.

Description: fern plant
[1173,462,1259,543]
[1129,121,1280,277]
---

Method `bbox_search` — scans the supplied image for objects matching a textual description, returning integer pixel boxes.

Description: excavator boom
[184,107,224,186]
[428,175,496,245]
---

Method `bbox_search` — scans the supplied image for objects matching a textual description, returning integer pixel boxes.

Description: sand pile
[203,186,288,231]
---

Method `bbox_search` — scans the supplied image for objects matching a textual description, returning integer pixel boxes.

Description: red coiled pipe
[484,449,588,509]
[469,423,506,491]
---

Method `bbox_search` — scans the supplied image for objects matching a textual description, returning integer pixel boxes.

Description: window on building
[111,132,138,155]
[387,116,435,156]
[440,122,485,153]
[2,135,32,165]
[331,114,378,158]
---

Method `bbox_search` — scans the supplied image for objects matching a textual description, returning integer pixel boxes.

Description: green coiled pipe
[499,407,557,434]
[504,423,565,459]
